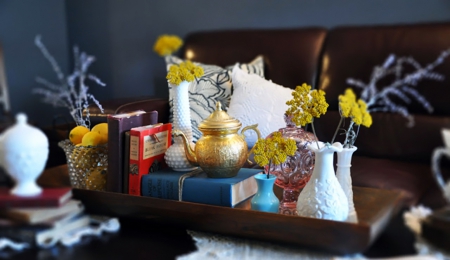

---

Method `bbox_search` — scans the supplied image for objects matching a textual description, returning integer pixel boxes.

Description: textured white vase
[336,145,358,223]
[164,81,198,171]
[296,142,349,221]
[0,113,49,196]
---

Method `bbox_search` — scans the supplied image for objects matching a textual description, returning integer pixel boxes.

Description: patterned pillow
[228,66,293,148]
[165,55,264,142]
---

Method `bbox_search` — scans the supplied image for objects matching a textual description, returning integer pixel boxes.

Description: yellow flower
[359,99,373,127]
[153,35,183,57]
[351,105,363,125]
[285,83,329,126]
[338,88,372,128]
[253,132,297,168]
[166,61,204,85]
[339,88,357,118]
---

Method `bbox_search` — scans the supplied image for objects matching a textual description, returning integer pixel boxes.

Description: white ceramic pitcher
[431,128,450,204]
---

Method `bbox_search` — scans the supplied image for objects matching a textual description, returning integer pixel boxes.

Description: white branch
[347,49,450,127]
[32,36,105,127]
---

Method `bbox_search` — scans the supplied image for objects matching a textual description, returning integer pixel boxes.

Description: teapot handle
[240,124,262,165]
[431,147,450,204]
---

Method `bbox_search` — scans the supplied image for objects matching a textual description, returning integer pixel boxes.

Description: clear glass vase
[265,114,317,215]
[58,139,108,191]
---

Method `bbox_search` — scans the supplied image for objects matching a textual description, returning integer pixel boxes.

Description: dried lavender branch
[33,36,105,127]
[347,48,450,127]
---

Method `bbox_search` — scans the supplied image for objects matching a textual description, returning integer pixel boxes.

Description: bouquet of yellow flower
[285,83,372,148]
[332,88,372,148]
[253,132,297,179]
[166,60,204,85]
[153,34,183,57]
[285,83,328,148]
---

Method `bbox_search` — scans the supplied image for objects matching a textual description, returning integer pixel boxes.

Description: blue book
[141,168,261,207]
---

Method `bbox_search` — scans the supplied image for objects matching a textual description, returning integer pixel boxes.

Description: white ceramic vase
[296,141,349,221]
[164,81,198,171]
[0,113,49,196]
[336,145,358,223]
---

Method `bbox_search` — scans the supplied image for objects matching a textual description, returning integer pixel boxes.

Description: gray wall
[1,0,450,127]
[0,0,69,128]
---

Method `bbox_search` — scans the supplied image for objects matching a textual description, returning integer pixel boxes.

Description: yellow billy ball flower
[286,83,328,127]
[351,105,363,125]
[339,88,357,118]
[358,100,373,128]
[309,89,328,118]
[253,132,297,168]
[153,35,183,57]
[166,61,204,85]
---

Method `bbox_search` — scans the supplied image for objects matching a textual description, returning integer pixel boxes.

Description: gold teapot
[173,102,261,178]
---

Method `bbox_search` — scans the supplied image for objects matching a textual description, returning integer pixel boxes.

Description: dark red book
[106,110,158,193]
[0,187,72,209]
[128,123,172,196]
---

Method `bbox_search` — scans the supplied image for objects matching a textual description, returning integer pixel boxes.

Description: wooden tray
[71,186,401,255]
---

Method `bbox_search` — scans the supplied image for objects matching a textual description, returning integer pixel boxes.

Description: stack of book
[0,187,90,248]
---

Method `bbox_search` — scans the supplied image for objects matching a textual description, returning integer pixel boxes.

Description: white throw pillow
[165,55,265,142]
[228,66,293,148]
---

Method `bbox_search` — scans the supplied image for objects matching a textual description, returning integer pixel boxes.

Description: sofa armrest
[115,98,170,123]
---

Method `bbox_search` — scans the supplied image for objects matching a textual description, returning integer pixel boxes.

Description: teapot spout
[172,130,198,165]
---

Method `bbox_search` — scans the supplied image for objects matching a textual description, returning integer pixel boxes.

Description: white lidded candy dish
[0,113,49,196]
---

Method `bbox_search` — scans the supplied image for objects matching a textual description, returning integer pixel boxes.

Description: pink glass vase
[265,114,317,215]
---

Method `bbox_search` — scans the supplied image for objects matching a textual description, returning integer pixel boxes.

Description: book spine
[0,200,60,209]
[128,123,172,196]
[123,131,131,194]
[128,131,143,196]
[183,181,231,206]
[141,174,180,200]
[140,174,232,206]
[106,116,123,193]
[106,111,158,193]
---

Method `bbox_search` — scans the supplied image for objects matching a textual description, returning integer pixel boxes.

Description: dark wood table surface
[0,165,418,260]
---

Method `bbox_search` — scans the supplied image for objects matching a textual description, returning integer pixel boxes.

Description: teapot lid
[198,102,242,130]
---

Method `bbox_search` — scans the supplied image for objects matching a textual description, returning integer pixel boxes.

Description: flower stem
[310,119,320,149]
[331,117,344,144]
[267,160,272,179]
[344,121,355,147]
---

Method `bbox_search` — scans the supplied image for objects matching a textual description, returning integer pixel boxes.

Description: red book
[0,187,72,209]
[128,123,172,196]
[106,110,158,193]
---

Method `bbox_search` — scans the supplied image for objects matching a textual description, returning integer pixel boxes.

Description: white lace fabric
[178,206,450,260]
[177,230,364,260]
[0,215,120,251]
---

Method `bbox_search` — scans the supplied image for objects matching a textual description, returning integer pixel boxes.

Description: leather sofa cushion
[318,22,450,115]
[316,23,450,163]
[315,111,450,164]
[350,155,434,207]
[182,27,327,89]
